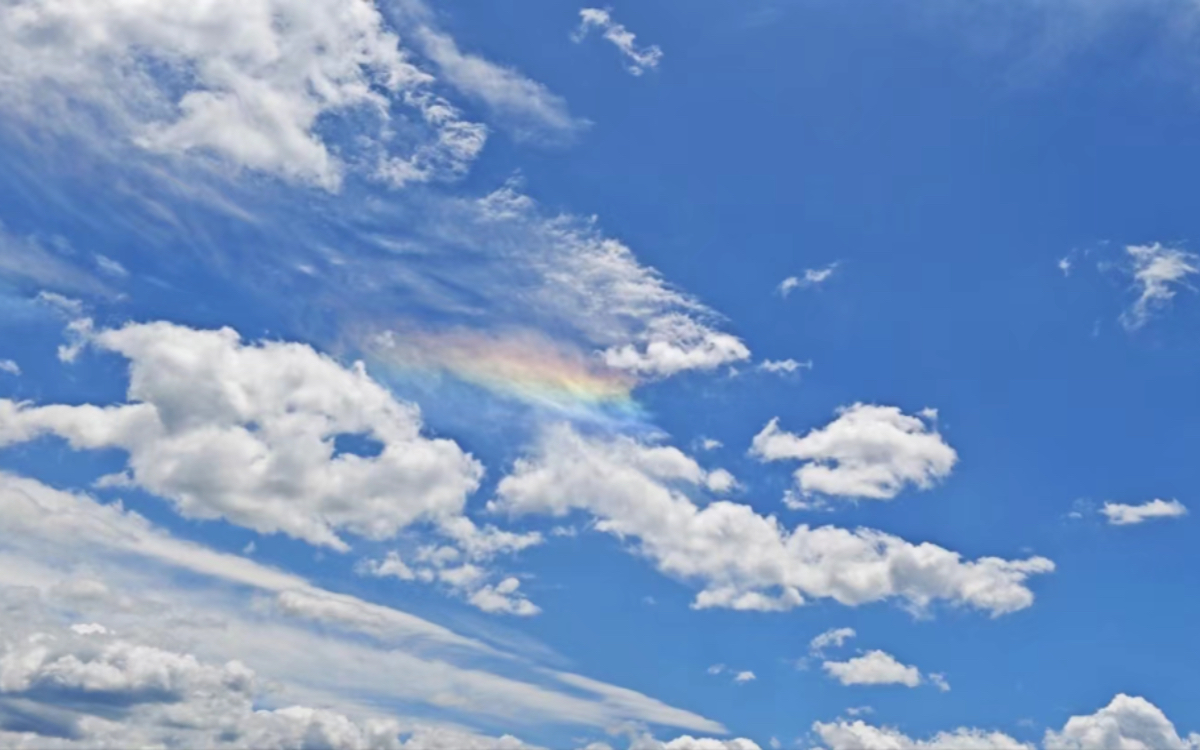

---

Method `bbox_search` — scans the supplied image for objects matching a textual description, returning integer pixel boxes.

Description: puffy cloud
[809,627,856,656]
[750,404,958,501]
[0,359,18,376]
[492,424,1052,616]
[813,720,1032,750]
[1100,499,1188,526]
[359,518,544,616]
[778,264,838,297]
[822,650,922,688]
[0,320,485,551]
[624,736,761,750]
[0,0,496,189]
[572,9,664,76]
[1043,694,1200,750]
[732,671,756,684]
[1120,243,1198,330]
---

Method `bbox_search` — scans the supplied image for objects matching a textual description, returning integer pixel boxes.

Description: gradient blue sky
[0,1,1197,749]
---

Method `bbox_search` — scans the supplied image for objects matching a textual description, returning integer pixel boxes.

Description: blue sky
[0,0,1198,749]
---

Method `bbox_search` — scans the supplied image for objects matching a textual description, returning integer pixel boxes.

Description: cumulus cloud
[750,404,958,501]
[813,720,1032,750]
[1120,243,1198,330]
[572,9,664,76]
[0,0,490,189]
[491,424,1052,616]
[814,693,1199,750]
[1044,694,1200,750]
[822,650,922,688]
[1100,498,1188,526]
[732,671,756,684]
[778,264,838,297]
[0,320,485,551]
[0,359,18,376]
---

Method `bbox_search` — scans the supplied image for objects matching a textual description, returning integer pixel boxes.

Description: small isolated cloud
[778,263,838,297]
[707,664,726,675]
[1058,256,1073,276]
[810,627,856,657]
[699,438,723,451]
[750,404,957,501]
[822,650,922,688]
[758,359,813,376]
[705,468,738,494]
[573,8,664,76]
[733,671,756,684]
[95,254,129,277]
[844,706,874,717]
[929,673,951,692]
[1120,243,1198,330]
[1100,499,1188,526]
[0,359,19,376]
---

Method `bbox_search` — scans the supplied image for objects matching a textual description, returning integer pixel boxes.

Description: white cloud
[704,469,738,494]
[1100,499,1188,526]
[95,254,129,278]
[733,671,756,684]
[492,424,1053,616]
[397,9,580,139]
[0,472,726,735]
[1059,257,1073,276]
[822,650,922,688]
[630,737,762,750]
[706,664,725,675]
[1120,243,1198,330]
[0,360,18,376]
[0,320,485,551]
[699,438,723,451]
[0,0,491,189]
[359,519,544,616]
[778,264,838,297]
[1044,694,1200,750]
[813,720,1032,750]
[758,359,812,375]
[928,673,951,692]
[0,611,545,750]
[809,627,856,656]
[750,404,958,501]
[358,185,750,384]
[573,9,664,76]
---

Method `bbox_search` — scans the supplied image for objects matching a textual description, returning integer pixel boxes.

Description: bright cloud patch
[1100,499,1188,526]
[572,8,664,76]
[813,720,1032,750]
[809,627,856,656]
[778,263,838,296]
[1120,243,1199,330]
[750,404,957,501]
[822,650,923,688]
[1043,693,1200,750]
[0,0,489,188]
[491,424,1052,616]
[0,320,485,551]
